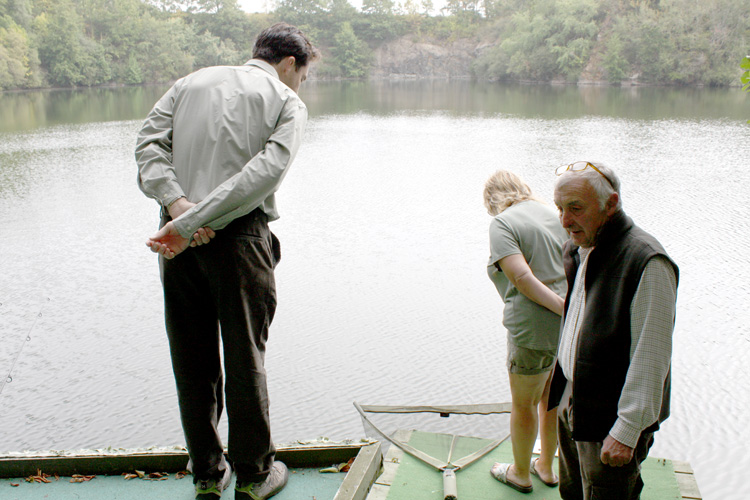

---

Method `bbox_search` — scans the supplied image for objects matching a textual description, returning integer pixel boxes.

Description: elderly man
[136,23,318,500]
[548,161,678,500]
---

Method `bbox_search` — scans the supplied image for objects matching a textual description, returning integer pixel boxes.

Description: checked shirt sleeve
[610,256,677,448]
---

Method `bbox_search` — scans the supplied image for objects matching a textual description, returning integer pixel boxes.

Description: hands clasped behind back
[146,197,216,259]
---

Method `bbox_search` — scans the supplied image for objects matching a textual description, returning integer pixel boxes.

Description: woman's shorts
[507,341,556,375]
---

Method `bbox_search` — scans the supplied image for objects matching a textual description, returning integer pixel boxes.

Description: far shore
[3,76,745,95]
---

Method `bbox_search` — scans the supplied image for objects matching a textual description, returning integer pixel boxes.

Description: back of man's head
[253,23,320,69]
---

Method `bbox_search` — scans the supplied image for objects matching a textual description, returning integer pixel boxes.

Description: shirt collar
[578,246,594,260]
[244,59,279,79]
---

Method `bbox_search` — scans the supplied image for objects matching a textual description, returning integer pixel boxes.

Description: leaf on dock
[122,470,170,481]
[70,474,96,483]
[25,469,52,483]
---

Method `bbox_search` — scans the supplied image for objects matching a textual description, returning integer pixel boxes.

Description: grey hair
[483,170,539,216]
[556,161,622,211]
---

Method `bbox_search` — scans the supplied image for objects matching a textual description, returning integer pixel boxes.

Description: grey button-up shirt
[135,59,308,237]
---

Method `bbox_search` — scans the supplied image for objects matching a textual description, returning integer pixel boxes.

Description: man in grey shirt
[135,23,318,500]
[548,162,678,500]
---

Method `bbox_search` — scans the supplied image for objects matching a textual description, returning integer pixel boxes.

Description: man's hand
[147,221,190,259]
[189,227,215,247]
[601,434,634,467]
[166,197,216,248]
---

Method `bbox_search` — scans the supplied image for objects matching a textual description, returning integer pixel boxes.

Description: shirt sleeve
[488,217,521,266]
[609,256,677,448]
[172,95,308,237]
[134,83,186,210]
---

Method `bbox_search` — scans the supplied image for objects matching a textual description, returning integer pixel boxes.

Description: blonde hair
[483,170,536,216]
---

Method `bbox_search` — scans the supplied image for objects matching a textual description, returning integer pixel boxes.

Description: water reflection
[301,80,750,120]
[2,81,748,133]
[0,85,171,132]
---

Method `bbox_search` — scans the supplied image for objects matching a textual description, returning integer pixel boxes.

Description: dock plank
[672,460,694,474]
[675,471,702,499]
[366,430,409,499]
[334,442,382,500]
[365,483,391,500]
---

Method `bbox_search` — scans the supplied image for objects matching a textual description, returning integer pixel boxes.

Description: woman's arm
[497,253,564,316]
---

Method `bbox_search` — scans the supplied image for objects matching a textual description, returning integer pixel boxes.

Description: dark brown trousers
[159,208,280,484]
[557,381,655,500]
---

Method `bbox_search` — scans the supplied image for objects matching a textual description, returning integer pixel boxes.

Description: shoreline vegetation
[1,0,748,92]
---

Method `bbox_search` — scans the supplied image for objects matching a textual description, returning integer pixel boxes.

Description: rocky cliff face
[370,36,486,79]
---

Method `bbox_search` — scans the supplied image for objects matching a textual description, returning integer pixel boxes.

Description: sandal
[490,462,533,494]
[530,458,559,487]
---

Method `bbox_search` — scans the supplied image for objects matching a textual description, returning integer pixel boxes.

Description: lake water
[1,81,748,499]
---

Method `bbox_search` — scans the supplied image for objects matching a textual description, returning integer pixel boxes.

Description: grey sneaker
[235,461,289,500]
[195,462,232,499]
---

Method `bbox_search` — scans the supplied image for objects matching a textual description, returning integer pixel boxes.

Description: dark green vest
[549,210,679,442]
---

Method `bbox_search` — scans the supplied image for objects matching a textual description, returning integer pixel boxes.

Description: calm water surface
[1,81,748,499]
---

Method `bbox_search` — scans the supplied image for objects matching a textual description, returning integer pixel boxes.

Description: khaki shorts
[507,341,556,375]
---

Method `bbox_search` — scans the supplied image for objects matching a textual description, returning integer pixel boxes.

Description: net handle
[443,468,458,500]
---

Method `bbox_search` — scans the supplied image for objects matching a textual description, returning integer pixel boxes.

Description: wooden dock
[672,460,702,500]
[0,440,382,500]
[366,430,701,500]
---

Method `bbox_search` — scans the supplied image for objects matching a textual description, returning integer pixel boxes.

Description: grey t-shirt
[487,200,568,350]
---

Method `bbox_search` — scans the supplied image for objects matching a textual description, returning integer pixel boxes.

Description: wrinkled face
[554,176,617,248]
[276,56,308,94]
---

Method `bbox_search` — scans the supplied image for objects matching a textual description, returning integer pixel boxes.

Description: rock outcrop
[370,36,485,79]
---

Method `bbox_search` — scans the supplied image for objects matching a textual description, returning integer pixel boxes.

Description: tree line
[0,0,748,90]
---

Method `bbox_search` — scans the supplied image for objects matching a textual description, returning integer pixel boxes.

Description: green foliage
[187,2,267,62]
[330,21,370,77]
[0,0,746,89]
[0,0,234,88]
[418,9,477,39]
[135,16,195,82]
[351,14,407,45]
[442,0,482,23]
[275,0,327,23]
[124,53,142,84]
[602,34,628,82]
[32,0,110,86]
[362,0,394,15]
[474,0,601,81]
[621,15,677,83]
[5,0,34,29]
[474,0,749,85]
[742,55,750,124]
[0,14,40,89]
[604,0,749,86]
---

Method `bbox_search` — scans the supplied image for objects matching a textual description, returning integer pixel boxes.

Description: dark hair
[253,23,320,69]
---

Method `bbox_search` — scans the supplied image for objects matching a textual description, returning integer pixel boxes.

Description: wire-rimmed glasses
[555,161,615,189]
